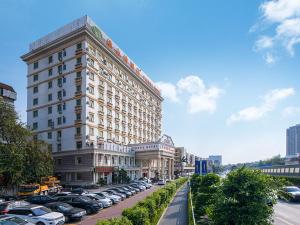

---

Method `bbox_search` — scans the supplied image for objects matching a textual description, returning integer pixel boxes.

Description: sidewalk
[158,183,188,225]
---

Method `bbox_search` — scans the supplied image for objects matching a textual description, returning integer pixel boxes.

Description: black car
[26,195,56,205]
[71,188,88,195]
[56,195,102,214]
[45,202,86,222]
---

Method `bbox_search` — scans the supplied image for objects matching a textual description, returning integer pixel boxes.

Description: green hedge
[188,189,194,225]
[96,177,188,225]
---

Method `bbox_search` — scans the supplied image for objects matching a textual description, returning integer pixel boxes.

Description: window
[63,49,66,57]
[57,117,62,125]
[76,85,81,92]
[63,64,66,70]
[33,122,38,130]
[63,103,66,110]
[48,132,52,139]
[77,42,82,50]
[89,72,95,81]
[33,110,38,118]
[76,141,82,149]
[89,113,94,122]
[58,51,63,60]
[48,106,52,114]
[33,86,38,94]
[48,119,53,127]
[56,158,62,165]
[76,127,81,135]
[57,130,62,139]
[76,113,81,120]
[48,81,52,89]
[76,99,81,106]
[76,71,81,78]
[33,74,38,82]
[57,78,62,87]
[48,94,52,102]
[57,104,62,113]
[57,144,62,152]
[89,127,94,136]
[57,91,62,99]
[33,98,38,105]
[63,89,66,97]
[58,65,62,74]
[48,68,53,76]
[75,156,82,164]
[63,76,66,83]
[76,57,81,64]
[63,116,66,123]
[89,100,94,108]
[89,86,94,95]
[48,56,53,64]
[33,61,39,69]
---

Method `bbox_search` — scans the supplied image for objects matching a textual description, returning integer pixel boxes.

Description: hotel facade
[21,16,164,185]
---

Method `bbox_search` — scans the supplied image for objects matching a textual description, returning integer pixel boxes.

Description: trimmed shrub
[138,197,157,223]
[96,217,132,225]
[122,206,151,225]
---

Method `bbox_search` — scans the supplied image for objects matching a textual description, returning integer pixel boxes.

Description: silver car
[95,192,121,204]
[83,193,112,208]
[0,215,34,225]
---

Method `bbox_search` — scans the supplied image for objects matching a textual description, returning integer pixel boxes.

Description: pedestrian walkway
[158,183,188,225]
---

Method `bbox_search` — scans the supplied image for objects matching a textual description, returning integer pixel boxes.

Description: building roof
[0,83,15,93]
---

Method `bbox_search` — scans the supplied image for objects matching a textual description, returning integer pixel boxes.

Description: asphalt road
[158,183,188,225]
[273,200,300,225]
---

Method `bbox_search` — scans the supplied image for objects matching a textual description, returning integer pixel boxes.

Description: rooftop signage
[29,16,161,97]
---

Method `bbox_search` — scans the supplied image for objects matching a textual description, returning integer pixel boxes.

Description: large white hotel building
[21,16,175,185]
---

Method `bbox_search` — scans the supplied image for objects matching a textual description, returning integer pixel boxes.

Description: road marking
[275,216,295,225]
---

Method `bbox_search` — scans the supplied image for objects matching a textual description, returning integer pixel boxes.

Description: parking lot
[69,185,159,225]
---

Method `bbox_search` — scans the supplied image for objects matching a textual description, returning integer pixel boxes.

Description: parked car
[94,192,121,204]
[283,186,300,202]
[125,185,139,193]
[7,205,65,225]
[55,195,101,214]
[0,215,34,225]
[0,196,18,202]
[107,188,131,198]
[45,202,86,222]
[26,196,56,205]
[51,192,73,198]
[157,179,166,185]
[119,187,135,195]
[104,190,126,200]
[71,188,88,195]
[130,183,146,191]
[137,181,152,189]
[0,201,29,215]
[83,194,112,208]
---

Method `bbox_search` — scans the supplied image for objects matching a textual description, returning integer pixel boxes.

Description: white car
[83,193,112,208]
[7,205,65,225]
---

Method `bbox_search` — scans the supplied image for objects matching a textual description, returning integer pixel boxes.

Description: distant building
[286,125,300,156]
[209,155,222,166]
[0,82,17,104]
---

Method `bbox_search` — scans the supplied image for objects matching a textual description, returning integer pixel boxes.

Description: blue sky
[1,0,299,164]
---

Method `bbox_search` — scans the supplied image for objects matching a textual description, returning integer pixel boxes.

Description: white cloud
[253,0,300,62]
[157,76,223,114]
[264,52,276,64]
[227,88,295,124]
[282,106,300,117]
[261,0,300,22]
[156,81,179,102]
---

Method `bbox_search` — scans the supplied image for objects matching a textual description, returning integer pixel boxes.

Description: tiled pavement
[73,185,159,225]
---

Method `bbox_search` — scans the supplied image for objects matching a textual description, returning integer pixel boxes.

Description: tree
[209,167,283,225]
[0,99,53,191]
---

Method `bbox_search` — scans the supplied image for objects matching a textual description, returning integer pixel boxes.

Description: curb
[156,183,187,225]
